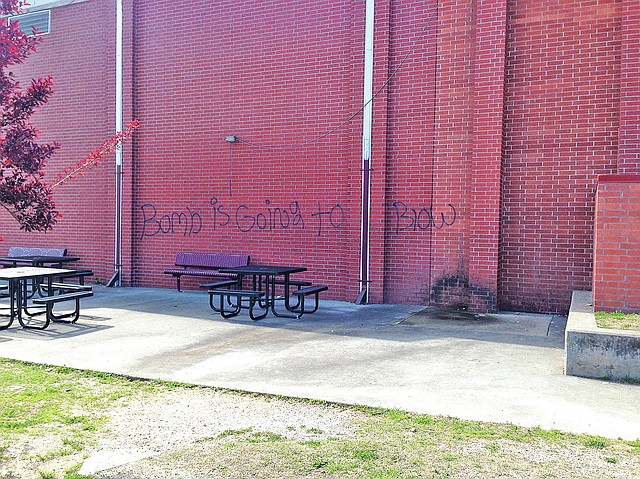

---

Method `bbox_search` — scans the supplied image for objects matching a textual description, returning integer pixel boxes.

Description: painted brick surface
[1,0,638,313]
[593,176,640,312]
[468,0,508,312]
[618,0,640,173]
[382,0,445,305]
[501,0,622,313]
[130,0,364,298]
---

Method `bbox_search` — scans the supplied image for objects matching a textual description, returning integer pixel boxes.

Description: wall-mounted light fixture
[225,135,237,143]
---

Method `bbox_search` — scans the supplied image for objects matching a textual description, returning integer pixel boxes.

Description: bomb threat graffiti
[139,197,344,239]
[139,198,457,240]
[139,204,203,238]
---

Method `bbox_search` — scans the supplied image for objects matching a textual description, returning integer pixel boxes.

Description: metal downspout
[358,0,374,304]
[111,0,124,286]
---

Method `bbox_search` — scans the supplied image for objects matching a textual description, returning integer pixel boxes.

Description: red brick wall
[129,0,365,298]
[468,0,508,312]
[382,0,443,305]
[500,0,622,313]
[593,175,640,312]
[618,0,640,174]
[2,0,638,313]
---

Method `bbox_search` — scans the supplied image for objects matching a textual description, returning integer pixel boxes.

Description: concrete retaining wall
[565,291,640,380]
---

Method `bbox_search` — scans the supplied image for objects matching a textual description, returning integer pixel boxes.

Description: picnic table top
[219,265,307,276]
[0,266,75,280]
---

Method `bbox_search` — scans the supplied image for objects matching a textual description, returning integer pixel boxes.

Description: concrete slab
[0,286,638,440]
[566,290,640,379]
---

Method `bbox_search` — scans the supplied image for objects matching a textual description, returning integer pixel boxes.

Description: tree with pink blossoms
[0,0,58,232]
[0,1,139,234]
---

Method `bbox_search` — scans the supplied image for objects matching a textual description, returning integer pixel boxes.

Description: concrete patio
[0,286,638,440]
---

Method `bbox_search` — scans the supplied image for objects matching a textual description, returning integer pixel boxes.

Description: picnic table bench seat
[54,269,94,285]
[164,252,250,291]
[32,289,94,327]
[208,288,267,320]
[200,279,237,289]
[274,279,312,288]
[290,284,328,316]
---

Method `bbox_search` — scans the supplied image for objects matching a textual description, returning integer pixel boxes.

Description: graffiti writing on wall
[139,204,203,238]
[390,201,457,234]
[139,197,344,240]
[139,198,455,239]
[209,197,305,232]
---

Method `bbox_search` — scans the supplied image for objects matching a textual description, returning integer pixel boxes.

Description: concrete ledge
[565,291,640,379]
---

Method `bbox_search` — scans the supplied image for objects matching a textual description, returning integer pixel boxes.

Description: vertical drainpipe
[358,0,375,304]
[113,0,124,286]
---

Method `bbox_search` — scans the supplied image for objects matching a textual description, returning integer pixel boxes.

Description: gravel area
[1,387,362,479]
[85,388,360,476]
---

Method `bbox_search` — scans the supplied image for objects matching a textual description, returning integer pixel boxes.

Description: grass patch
[595,311,640,331]
[0,359,163,437]
[0,359,175,478]
[247,431,286,443]
[217,427,253,439]
[584,436,609,449]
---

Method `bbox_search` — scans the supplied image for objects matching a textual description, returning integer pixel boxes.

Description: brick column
[618,0,640,173]
[593,175,640,312]
[468,0,508,311]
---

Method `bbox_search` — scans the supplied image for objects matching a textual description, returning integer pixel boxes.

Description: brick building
[3,0,638,313]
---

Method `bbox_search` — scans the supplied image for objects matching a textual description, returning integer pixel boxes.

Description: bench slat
[48,283,93,291]
[175,252,250,269]
[8,246,67,257]
[33,290,94,304]
[55,269,93,278]
[200,279,237,289]
[209,289,263,298]
[293,285,329,296]
[274,279,312,287]
[164,269,235,277]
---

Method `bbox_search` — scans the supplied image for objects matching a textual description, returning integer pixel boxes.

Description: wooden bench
[32,289,94,328]
[164,252,250,291]
[208,289,267,320]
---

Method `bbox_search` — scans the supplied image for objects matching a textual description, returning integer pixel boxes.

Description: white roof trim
[24,0,90,12]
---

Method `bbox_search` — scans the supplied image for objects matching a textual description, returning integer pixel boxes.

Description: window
[8,10,50,36]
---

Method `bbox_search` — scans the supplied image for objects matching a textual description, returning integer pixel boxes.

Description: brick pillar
[593,175,640,312]
[618,0,640,174]
[468,0,508,312]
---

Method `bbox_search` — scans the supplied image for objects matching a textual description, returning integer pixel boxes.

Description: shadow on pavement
[78,287,566,349]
